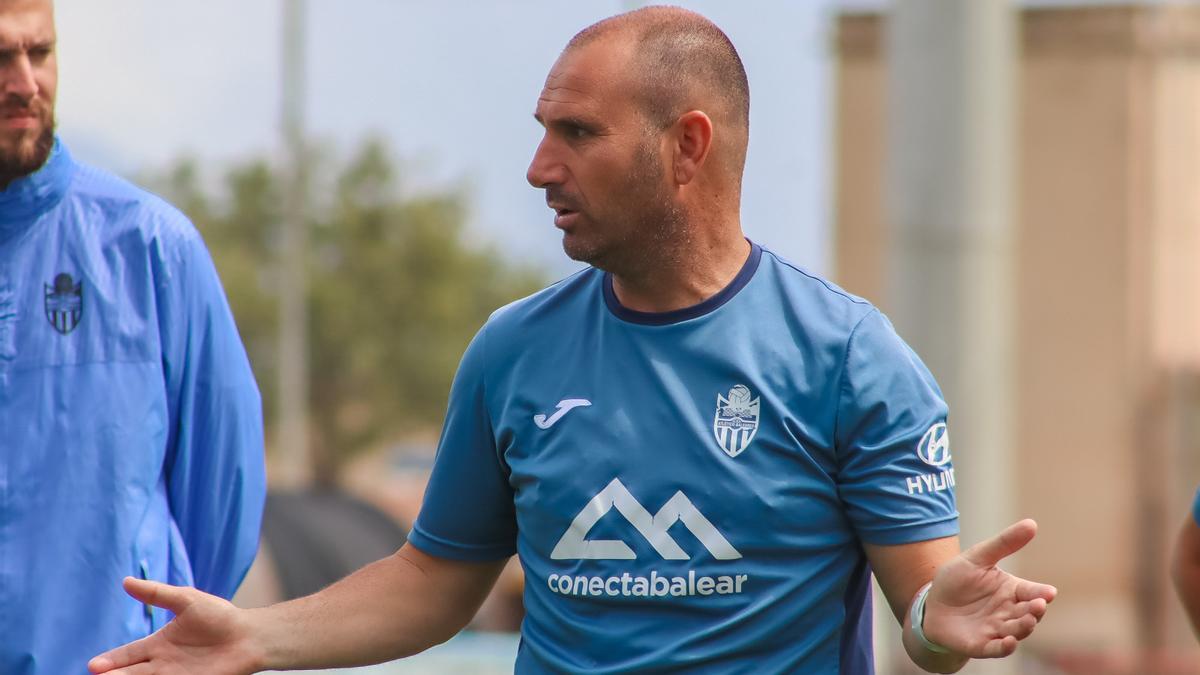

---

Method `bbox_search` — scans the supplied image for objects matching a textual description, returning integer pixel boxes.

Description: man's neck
[610,228,751,314]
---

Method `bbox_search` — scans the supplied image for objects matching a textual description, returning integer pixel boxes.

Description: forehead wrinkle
[542,83,590,97]
[538,87,594,108]
[537,77,601,115]
[537,40,647,132]
[542,68,599,96]
[534,99,600,132]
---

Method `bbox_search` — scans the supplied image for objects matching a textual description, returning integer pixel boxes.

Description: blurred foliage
[152,139,546,483]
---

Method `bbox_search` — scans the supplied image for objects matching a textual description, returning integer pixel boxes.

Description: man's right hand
[87,577,263,675]
[90,545,505,673]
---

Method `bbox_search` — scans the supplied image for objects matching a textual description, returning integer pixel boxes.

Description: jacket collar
[0,138,74,242]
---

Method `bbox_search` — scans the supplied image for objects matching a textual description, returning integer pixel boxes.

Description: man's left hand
[922,519,1057,659]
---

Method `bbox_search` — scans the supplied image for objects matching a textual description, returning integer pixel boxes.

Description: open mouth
[553,208,579,227]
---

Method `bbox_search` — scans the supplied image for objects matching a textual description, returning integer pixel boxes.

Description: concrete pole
[278,0,311,488]
[884,1,1016,673]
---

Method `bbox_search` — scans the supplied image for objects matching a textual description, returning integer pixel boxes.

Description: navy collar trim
[602,241,762,326]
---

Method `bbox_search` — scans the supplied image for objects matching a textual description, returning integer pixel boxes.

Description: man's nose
[1,54,39,101]
[526,137,565,188]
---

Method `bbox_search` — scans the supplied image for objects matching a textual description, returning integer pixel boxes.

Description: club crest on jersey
[713,384,760,458]
[44,273,83,335]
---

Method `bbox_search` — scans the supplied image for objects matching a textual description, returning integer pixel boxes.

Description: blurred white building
[835,4,1200,672]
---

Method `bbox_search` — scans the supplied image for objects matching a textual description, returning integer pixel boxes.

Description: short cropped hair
[566,6,750,138]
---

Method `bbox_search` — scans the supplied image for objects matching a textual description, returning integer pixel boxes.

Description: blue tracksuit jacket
[0,139,266,673]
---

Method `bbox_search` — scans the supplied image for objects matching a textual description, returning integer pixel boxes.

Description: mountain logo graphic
[551,478,742,561]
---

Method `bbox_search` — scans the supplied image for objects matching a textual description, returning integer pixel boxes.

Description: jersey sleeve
[834,309,958,546]
[408,324,518,561]
[155,222,266,600]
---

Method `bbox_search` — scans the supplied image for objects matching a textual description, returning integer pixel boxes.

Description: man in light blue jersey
[0,1,265,673]
[1173,489,1200,637]
[91,6,1055,675]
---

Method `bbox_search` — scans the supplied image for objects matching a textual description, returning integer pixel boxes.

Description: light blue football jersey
[409,243,958,674]
[1193,488,1200,526]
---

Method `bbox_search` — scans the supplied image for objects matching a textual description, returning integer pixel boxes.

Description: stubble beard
[0,104,55,190]
[563,140,687,277]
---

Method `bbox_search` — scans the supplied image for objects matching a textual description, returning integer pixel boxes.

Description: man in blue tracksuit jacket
[0,1,266,672]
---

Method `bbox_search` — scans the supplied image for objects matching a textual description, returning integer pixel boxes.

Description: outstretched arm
[89,543,506,675]
[866,519,1057,674]
[1172,516,1200,637]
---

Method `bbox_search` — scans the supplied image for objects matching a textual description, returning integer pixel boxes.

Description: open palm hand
[921,519,1057,659]
[88,577,262,675]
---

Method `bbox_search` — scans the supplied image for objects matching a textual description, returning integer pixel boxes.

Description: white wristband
[910,581,952,654]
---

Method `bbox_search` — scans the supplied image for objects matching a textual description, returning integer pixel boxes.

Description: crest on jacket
[45,272,83,335]
[713,384,760,458]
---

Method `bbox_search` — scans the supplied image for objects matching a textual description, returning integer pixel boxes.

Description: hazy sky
[53,1,838,277]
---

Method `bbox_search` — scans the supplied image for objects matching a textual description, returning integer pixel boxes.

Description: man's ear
[672,110,713,186]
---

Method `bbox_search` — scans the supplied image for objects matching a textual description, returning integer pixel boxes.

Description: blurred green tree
[152,139,545,484]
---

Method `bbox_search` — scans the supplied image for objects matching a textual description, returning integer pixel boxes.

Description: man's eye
[565,126,589,140]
